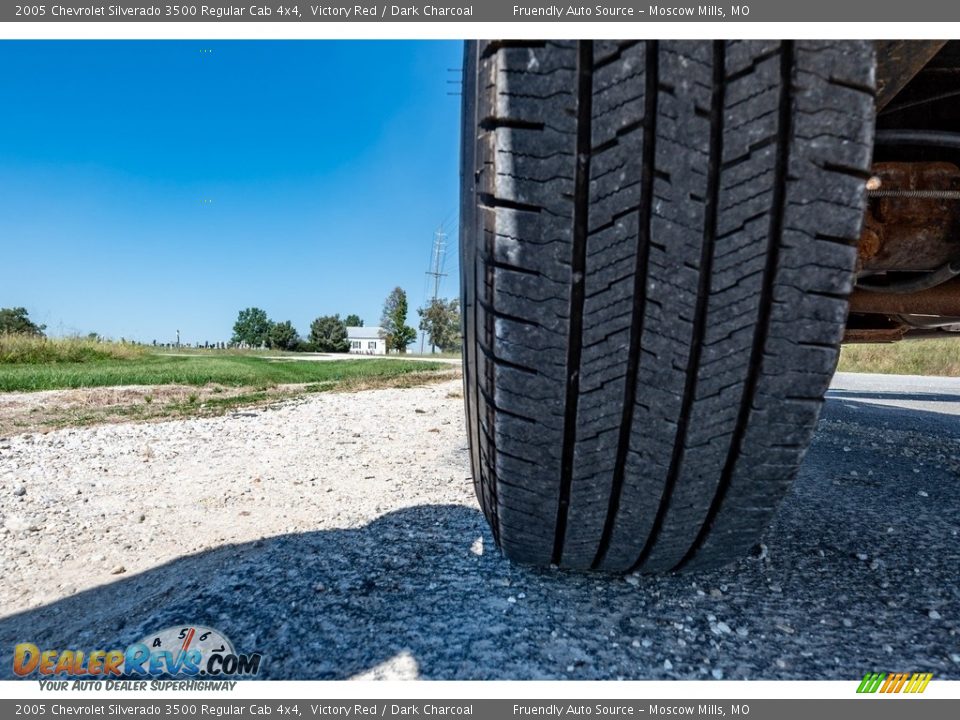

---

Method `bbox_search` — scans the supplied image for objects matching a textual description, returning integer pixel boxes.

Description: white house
[346,326,386,355]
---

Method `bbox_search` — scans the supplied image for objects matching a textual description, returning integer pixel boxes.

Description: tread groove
[673,41,794,572]
[480,117,546,131]
[632,40,726,573]
[477,193,543,214]
[827,75,875,97]
[552,41,594,566]
[590,40,659,570]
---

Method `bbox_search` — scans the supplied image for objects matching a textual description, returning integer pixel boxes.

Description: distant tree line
[230,308,372,351]
[229,287,461,355]
[230,308,351,352]
[1,289,462,356]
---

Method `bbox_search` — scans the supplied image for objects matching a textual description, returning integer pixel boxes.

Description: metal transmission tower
[427,225,449,301]
[422,224,449,353]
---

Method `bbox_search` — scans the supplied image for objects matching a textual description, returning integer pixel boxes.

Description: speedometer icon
[136,625,234,671]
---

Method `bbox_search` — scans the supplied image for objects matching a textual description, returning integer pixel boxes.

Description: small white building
[347,326,386,355]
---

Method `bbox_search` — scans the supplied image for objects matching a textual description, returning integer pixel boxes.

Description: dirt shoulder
[0,379,472,663]
[0,368,460,437]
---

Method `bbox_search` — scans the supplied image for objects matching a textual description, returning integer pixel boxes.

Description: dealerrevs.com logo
[13,625,263,681]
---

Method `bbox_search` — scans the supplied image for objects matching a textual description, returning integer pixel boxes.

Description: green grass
[403,351,463,359]
[838,338,960,377]
[0,354,444,392]
[0,334,148,364]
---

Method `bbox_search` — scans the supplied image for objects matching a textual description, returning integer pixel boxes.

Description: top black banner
[3,1,958,22]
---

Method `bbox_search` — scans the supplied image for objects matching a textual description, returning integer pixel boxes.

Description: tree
[418,298,461,353]
[344,314,363,327]
[0,307,45,336]
[309,314,349,353]
[380,287,417,353]
[231,307,272,347]
[267,320,300,351]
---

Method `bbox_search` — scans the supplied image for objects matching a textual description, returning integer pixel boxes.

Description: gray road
[2,372,958,680]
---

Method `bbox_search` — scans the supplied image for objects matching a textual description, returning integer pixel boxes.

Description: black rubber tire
[459,40,876,573]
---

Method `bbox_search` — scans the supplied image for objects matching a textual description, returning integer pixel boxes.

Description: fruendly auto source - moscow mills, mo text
[512,5,745,17]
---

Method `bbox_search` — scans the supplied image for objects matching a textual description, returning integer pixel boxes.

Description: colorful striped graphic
[857,672,933,694]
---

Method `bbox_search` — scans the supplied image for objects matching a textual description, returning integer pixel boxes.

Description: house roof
[346,326,384,340]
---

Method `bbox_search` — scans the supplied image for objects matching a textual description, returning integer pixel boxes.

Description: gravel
[0,373,957,680]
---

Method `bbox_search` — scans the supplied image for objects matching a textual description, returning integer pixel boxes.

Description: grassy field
[838,338,960,377]
[0,353,444,392]
[0,334,148,364]
[404,351,463,360]
[0,336,457,433]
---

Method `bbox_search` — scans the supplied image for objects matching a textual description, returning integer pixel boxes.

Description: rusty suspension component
[851,156,960,336]
[858,161,960,273]
[849,276,960,316]
[846,47,960,339]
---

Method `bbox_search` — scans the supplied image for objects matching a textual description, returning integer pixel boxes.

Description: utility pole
[423,224,449,353]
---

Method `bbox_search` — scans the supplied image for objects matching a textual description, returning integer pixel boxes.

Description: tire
[459,40,876,573]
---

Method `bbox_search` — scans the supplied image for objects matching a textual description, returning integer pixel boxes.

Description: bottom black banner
[1,700,957,720]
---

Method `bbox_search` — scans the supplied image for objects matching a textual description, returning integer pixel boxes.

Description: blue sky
[0,41,462,345]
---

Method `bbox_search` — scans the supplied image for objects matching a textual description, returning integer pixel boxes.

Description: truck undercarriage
[852,40,960,341]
